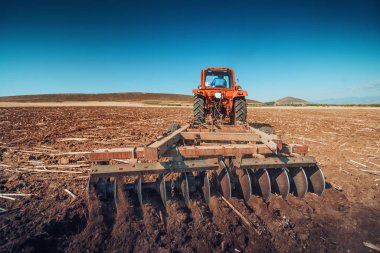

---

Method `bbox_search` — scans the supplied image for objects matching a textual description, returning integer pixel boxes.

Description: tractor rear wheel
[193,95,205,124]
[234,97,247,124]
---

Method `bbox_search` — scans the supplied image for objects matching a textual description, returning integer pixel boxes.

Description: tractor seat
[212,78,227,88]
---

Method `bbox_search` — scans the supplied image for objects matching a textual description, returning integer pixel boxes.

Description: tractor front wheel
[193,95,205,124]
[234,97,247,124]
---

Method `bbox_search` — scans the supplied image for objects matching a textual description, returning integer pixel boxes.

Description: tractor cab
[202,68,235,89]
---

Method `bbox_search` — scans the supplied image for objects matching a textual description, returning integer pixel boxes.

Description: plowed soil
[0,106,379,253]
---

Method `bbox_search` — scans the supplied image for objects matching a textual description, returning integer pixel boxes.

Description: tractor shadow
[248,122,275,135]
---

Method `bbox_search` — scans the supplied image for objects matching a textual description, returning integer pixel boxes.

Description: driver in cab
[205,76,227,88]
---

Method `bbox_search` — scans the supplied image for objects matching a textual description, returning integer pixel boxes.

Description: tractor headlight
[214,92,222,99]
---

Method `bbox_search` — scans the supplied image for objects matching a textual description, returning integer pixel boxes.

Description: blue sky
[0,0,379,101]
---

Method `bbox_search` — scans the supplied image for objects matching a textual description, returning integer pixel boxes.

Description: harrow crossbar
[89,147,145,161]
[89,143,307,161]
[249,126,282,152]
[180,132,261,142]
[90,158,219,178]
[240,156,317,169]
[145,124,190,160]
[178,144,272,157]
[89,155,316,178]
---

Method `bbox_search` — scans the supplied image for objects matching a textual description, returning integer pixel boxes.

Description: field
[0,106,379,253]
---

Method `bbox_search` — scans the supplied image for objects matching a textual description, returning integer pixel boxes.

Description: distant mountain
[314,96,380,105]
[246,99,262,104]
[275,97,310,105]
[0,92,262,104]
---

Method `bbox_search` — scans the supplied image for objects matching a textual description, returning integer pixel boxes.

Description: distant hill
[246,99,262,104]
[275,97,311,105]
[0,92,261,104]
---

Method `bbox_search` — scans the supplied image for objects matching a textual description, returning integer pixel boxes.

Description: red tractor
[193,67,248,125]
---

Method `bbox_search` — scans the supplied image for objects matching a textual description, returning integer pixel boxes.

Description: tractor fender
[192,89,205,96]
[232,90,248,98]
[192,89,248,98]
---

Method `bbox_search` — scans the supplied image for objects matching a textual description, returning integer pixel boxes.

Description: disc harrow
[88,123,325,212]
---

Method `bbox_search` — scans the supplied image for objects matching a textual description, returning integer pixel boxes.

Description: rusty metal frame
[90,158,219,178]
[89,155,316,178]
[249,126,282,153]
[240,156,317,169]
[89,147,145,161]
[180,132,261,142]
[89,124,312,176]
[145,124,189,160]
[178,144,272,157]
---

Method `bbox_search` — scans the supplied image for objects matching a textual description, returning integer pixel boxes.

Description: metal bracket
[231,156,243,170]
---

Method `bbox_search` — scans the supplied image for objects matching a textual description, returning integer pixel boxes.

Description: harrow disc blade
[180,173,190,206]
[87,176,94,201]
[237,169,252,202]
[289,167,308,198]
[217,163,232,200]
[201,172,211,204]
[136,176,143,208]
[270,168,290,199]
[95,178,108,200]
[158,175,167,209]
[250,169,271,201]
[305,166,325,196]
[113,177,118,208]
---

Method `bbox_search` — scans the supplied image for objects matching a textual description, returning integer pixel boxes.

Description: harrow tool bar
[88,123,325,210]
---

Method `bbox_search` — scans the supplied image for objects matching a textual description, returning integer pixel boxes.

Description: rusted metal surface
[249,126,282,153]
[188,125,250,133]
[89,147,145,161]
[178,144,272,158]
[241,156,317,169]
[90,158,219,178]
[88,129,307,162]
[214,125,249,131]
[145,124,189,160]
[186,128,211,132]
[180,132,261,142]
[284,144,309,155]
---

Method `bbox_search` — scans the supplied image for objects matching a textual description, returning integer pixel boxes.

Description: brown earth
[0,106,379,253]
